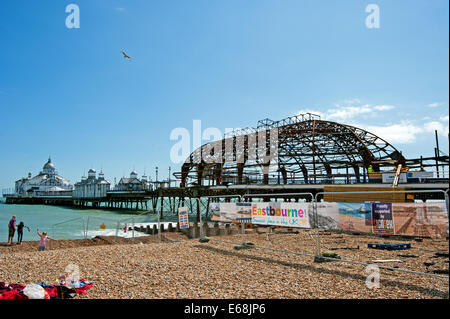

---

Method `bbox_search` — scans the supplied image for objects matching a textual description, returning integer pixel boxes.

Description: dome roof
[88,168,96,174]
[43,158,55,171]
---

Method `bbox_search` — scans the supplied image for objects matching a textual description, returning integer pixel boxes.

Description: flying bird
[121,51,131,60]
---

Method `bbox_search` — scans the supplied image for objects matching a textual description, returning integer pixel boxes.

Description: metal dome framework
[177,114,406,187]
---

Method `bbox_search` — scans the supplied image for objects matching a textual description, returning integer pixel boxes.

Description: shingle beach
[1,230,448,299]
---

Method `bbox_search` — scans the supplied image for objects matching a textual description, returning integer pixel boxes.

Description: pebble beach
[0,229,448,299]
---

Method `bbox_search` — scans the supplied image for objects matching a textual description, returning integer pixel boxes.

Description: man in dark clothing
[17,222,30,244]
[7,216,16,245]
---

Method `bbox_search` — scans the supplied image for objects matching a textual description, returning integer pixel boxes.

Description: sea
[0,199,179,242]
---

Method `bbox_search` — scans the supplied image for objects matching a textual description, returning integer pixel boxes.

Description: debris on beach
[432,269,449,275]
[233,242,255,250]
[433,252,449,258]
[314,251,341,263]
[423,261,436,271]
[368,243,411,250]
[329,245,359,251]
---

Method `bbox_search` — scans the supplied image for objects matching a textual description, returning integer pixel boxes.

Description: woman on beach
[7,216,16,245]
[37,228,56,251]
[17,222,30,244]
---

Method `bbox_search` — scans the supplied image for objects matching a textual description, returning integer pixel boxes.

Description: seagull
[121,51,131,60]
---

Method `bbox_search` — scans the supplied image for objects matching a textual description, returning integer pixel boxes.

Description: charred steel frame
[175,114,448,187]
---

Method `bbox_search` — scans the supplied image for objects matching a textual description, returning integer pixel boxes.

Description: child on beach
[37,228,56,251]
[17,222,30,244]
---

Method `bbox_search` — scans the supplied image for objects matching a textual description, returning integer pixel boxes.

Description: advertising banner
[372,203,395,235]
[235,202,252,223]
[393,202,449,238]
[337,202,372,233]
[178,207,189,229]
[210,202,252,223]
[315,202,339,229]
[251,202,310,228]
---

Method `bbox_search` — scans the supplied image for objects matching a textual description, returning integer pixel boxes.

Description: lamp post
[168,166,171,188]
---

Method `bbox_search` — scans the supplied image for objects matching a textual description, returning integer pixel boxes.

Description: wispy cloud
[440,115,449,122]
[427,102,443,108]
[299,99,395,122]
[373,105,395,111]
[297,99,449,145]
[364,121,423,144]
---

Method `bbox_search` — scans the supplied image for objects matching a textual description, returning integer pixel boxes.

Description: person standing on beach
[7,216,16,245]
[37,228,56,251]
[17,222,30,244]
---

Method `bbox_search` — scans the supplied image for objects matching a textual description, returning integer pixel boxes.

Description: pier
[4,181,448,221]
[2,114,448,220]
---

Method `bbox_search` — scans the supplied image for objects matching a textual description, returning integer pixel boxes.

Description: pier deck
[3,182,448,216]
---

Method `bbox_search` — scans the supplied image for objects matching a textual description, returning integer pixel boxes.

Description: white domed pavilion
[14,158,73,196]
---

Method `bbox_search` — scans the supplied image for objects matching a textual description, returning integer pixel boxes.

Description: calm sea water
[0,200,178,242]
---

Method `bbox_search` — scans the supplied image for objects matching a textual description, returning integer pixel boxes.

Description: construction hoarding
[209,201,448,238]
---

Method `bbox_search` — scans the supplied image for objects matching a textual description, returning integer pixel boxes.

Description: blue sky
[0,0,448,189]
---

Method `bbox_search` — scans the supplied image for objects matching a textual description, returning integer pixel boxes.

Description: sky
[0,0,448,190]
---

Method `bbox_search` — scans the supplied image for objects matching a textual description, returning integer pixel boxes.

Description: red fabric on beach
[14,291,28,299]
[45,287,58,298]
[72,279,94,295]
[0,290,17,299]
[76,282,93,295]
[0,282,26,299]
[0,288,27,299]
[8,283,25,290]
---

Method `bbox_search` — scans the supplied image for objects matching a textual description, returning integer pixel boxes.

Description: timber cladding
[323,186,407,203]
